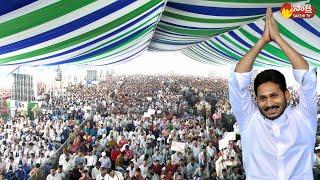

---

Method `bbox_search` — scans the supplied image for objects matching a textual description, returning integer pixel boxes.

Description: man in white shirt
[91,161,101,180]
[36,153,47,165]
[99,152,112,169]
[46,168,62,180]
[171,151,181,165]
[228,7,317,180]
[85,151,97,168]
[152,148,164,165]
[206,141,216,158]
[126,160,137,178]
[186,157,198,178]
[59,154,72,173]
[104,168,124,180]
[96,167,108,180]
[138,159,149,178]
[93,112,102,122]
[191,141,201,161]
[6,156,18,173]
[56,165,65,180]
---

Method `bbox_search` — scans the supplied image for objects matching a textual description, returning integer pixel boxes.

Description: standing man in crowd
[229,7,317,179]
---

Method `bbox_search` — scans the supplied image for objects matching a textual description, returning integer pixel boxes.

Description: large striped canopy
[0,0,319,67]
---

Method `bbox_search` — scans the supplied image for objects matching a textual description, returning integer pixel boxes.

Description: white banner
[219,139,229,150]
[143,112,151,118]
[224,132,236,141]
[148,109,156,115]
[225,161,237,167]
[171,141,186,153]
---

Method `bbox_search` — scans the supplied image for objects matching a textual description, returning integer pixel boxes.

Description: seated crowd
[0,74,319,180]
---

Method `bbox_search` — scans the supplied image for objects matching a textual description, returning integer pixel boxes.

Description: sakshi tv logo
[281,3,316,18]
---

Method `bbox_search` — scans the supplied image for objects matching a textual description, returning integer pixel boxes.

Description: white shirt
[192,145,201,160]
[59,159,72,173]
[5,161,18,172]
[36,157,47,165]
[206,146,216,157]
[95,173,104,180]
[171,153,180,165]
[104,170,124,180]
[139,164,149,178]
[215,156,227,177]
[152,153,164,164]
[86,155,97,167]
[46,173,62,180]
[229,69,317,180]
[91,167,100,180]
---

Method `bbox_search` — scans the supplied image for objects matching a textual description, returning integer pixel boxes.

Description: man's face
[101,169,106,176]
[143,160,147,166]
[135,171,141,177]
[51,169,56,175]
[212,171,217,177]
[222,170,227,176]
[191,159,195,164]
[233,167,238,174]
[256,82,289,120]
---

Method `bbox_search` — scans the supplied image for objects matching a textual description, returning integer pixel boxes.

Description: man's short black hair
[254,69,287,95]
[96,161,101,167]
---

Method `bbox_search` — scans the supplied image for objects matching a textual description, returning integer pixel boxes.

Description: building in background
[12,73,35,101]
[55,66,62,81]
[86,70,97,84]
[0,92,10,119]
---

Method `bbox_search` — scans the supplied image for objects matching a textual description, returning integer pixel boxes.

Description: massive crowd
[0,74,319,180]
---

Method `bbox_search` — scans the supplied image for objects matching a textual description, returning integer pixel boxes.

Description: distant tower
[12,73,35,101]
[86,70,97,84]
[55,66,62,81]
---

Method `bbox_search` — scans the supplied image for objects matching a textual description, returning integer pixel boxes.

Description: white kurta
[229,69,317,180]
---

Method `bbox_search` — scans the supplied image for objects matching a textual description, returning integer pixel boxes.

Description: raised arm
[267,6,309,70]
[229,8,273,131]
[235,7,272,73]
[268,8,316,127]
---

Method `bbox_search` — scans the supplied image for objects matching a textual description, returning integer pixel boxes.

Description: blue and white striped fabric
[148,0,304,51]
[0,0,165,66]
[0,0,318,67]
[182,2,320,67]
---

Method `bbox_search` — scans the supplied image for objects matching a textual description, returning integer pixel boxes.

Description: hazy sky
[112,50,232,77]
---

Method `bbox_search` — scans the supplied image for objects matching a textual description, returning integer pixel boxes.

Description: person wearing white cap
[99,152,111,169]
